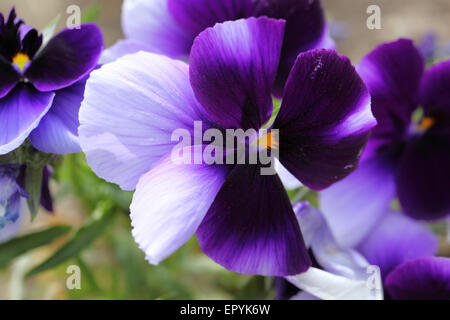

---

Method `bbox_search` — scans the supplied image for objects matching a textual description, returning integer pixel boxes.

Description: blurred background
[0,0,449,300]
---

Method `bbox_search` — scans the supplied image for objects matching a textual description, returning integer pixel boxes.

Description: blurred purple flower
[321,39,450,246]
[0,8,103,155]
[418,32,450,63]
[0,164,27,232]
[280,203,448,300]
[0,163,54,242]
[102,0,334,96]
[79,18,375,276]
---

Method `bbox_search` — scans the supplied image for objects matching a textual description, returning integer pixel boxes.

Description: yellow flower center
[418,116,436,131]
[12,52,30,73]
[257,131,279,150]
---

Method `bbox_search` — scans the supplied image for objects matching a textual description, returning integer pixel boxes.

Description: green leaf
[25,165,44,220]
[41,14,61,47]
[81,3,102,23]
[0,225,71,269]
[235,276,273,300]
[26,204,115,277]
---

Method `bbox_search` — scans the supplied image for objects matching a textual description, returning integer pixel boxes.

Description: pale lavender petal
[319,154,397,248]
[122,0,192,58]
[130,146,228,265]
[358,212,438,278]
[99,39,155,64]
[79,52,212,190]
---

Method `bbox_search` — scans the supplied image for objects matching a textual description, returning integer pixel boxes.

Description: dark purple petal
[356,39,424,157]
[275,277,301,300]
[25,24,103,92]
[396,134,450,220]
[385,257,450,300]
[29,76,88,154]
[420,59,450,119]
[274,49,376,190]
[168,0,253,37]
[40,165,53,212]
[0,62,20,98]
[122,0,192,58]
[320,154,397,248]
[196,165,311,276]
[254,0,334,96]
[358,212,438,279]
[190,17,285,130]
[0,84,54,155]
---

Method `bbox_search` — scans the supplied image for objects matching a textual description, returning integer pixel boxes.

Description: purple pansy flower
[79,18,375,276]
[0,8,103,155]
[356,211,448,300]
[0,164,27,232]
[320,39,450,247]
[0,163,54,241]
[102,0,334,95]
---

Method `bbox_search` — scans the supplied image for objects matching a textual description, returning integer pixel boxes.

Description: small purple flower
[79,18,375,276]
[103,0,334,95]
[357,211,448,300]
[0,164,27,241]
[321,39,450,247]
[0,163,54,241]
[0,8,103,155]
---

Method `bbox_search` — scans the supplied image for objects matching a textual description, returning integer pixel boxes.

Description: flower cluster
[1,1,449,300]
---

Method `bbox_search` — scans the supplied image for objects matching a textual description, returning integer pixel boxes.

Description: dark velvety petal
[254,0,334,96]
[358,212,438,279]
[40,166,53,212]
[320,154,398,248]
[0,84,54,155]
[196,164,311,276]
[275,277,300,300]
[396,134,450,220]
[25,24,103,92]
[274,49,376,190]
[168,0,253,37]
[122,0,192,58]
[356,39,424,156]
[420,59,450,119]
[29,76,88,154]
[385,257,450,300]
[190,17,285,130]
[0,62,20,98]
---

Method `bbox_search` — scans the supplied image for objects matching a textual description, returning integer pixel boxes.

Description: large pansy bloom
[0,8,103,155]
[79,18,375,276]
[102,0,333,95]
[320,39,450,247]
